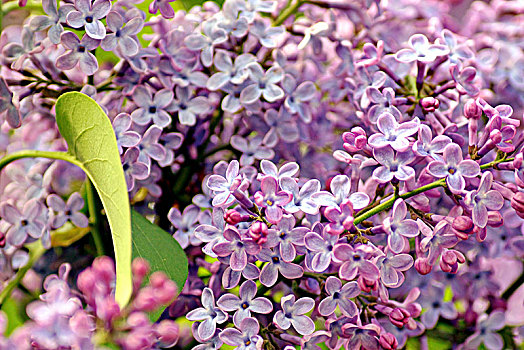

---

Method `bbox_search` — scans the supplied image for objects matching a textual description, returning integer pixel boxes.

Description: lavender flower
[219,317,262,350]
[254,176,292,224]
[121,148,149,191]
[66,0,111,40]
[464,172,504,228]
[206,160,242,207]
[333,244,379,281]
[231,135,274,166]
[418,284,457,329]
[0,199,46,247]
[130,86,173,128]
[112,113,140,154]
[318,277,360,317]
[395,34,449,63]
[427,143,480,193]
[465,311,505,350]
[184,18,228,67]
[412,124,451,160]
[216,280,272,326]
[168,87,210,126]
[274,295,315,336]
[264,214,307,262]
[311,175,369,211]
[187,288,228,341]
[368,113,419,152]
[149,0,176,18]
[304,224,340,272]
[372,146,415,183]
[280,177,320,215]
[257,248,303,286]
[46,192,88,229]
[383,199,419,253]
[56,32,99,75]
[101,11,143,57]
[282,75,316,123]
[29,0,74,44]
[366,88,403,123]
[0,78,21,128]
[213,228,261,271]
[168,205,201,249]
[240,63,284,104]
[206,51,256,91]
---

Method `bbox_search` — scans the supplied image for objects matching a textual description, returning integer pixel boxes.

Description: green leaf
[131,210,189,321]
[55,92,132,307]
[1,297,26,336]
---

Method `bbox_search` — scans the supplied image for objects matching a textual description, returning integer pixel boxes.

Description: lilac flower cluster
[0,0,524,348]
[0,257,180,349]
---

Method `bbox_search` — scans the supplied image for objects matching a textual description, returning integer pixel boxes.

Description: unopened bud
[464,99,482,119]
[420,97,440,112]
[224,209,249,225]
[452,216,475,240]
[415,257,432,275]
[379,333,398,350]
[389,307,411,328]
[249,221,269,245]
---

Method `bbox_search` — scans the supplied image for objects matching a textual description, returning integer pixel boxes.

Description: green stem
[86,179,104,256]
[274,0,304,26]
[353,157,515,226]
[0,241,45,305]
[354,179,445,225]
[0,150,85,173]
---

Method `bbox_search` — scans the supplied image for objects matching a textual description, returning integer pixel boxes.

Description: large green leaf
[131,210,188,320]
[55,92,132,307]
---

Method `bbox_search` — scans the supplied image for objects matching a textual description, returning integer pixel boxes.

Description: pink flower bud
[415,257,432,275]
[156,320,179,348]
[487,211,503,227]
[0,232,5,248]
[224,209,244,225]
[420,97,440,112]
[357,276,377,293]
[452,216,474,240]
[249,221,269,245]
[389,307,411,328]
[464,99,482,119]
[379,332,398,349]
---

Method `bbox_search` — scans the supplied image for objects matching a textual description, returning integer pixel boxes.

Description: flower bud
[451,216,475,240]
[357,276,377,293]
[342,127,367,153]
[414,257,432,275]
[389,307,411,328]
[439,250,465,273]
[379,332,398,349]
[224,209,249,225]
[156,320,180,348]
[464,99,482,119]
[420,97,440,112]
[511,192,524,218]
[249,221,269,245]
[0,232,5,248]
[487,211,503,227]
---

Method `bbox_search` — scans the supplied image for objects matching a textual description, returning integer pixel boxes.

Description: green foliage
[55,92,132,308]
[1,297,26,336]
[131,210,189,321]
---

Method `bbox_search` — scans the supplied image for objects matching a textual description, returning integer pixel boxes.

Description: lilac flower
[168,205,201,248]
[263,108,299,144]
[168,87,210,126]
[412,124,451,160]
[254,176,292,224]
[217,280,272,326]
[419,221,459,271]
[464,311,505,350]
[239,0,277,22]
[324,201,355,235]
[356,40,384,67]
[66,0,111,40]
[231,135,274,166]
[341,324,380,349]
[257,248,303,286]
[159,60,209,89]
[212,229,260,271]
[29,0,74,44]
[418,284,457,329]
[240,63,284,104]
[121,148,149,191]
[2,27,43,71]
[437,29,474,65]
[249,19,284,48]
[366,88,403,123]
[149,0,176,18]
[395,34,449,63]
[376,252,413,287]
[264,214,307,262]
[318,277,360,317]
[56,32,100,76]
[368,113,419,152]
[194,208,228,257]
[282,75,316,123]
[304,225,339,272]
[274,295,315,336]
[383,199,419,253]
[219,317,261,350]
[451,64,480,97]
[206,51,256,91]
[372,146,415,183]
[280,177,320,215]
[0,199,47,247]
[0,78,21,128]
[112,113,140,154]
[311,175,369,211]
[185,18,228,67]
[259,159,299,181]
[101,11,143,57]
[159,132,184,167]
[136,125,166,169]
[333,244,379,281]
[427,143,480,193]
[192,324,223,350]
[206,160,242,207]
[46,192,88,229]
[187,288,228,342]
[130,86,173,128]
[218,1,249,37]
[464,172,504,228]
